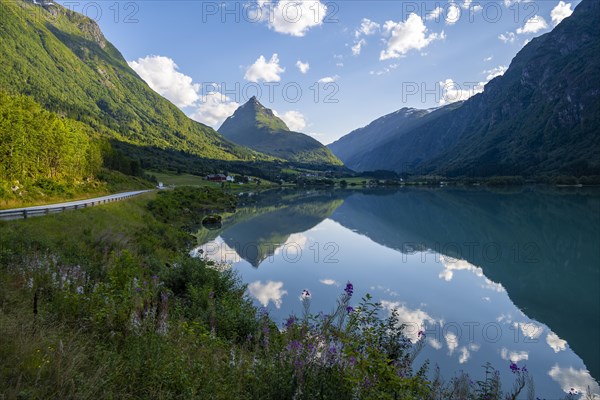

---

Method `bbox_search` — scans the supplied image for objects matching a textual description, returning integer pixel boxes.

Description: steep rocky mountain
[327,103,461,171]
[332,0,599,177]
[0,0,263,163]
[219,97,343,166]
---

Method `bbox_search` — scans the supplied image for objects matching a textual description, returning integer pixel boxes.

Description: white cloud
[351,38,366,55]
[381,300,436,342]
[514,322,543,340]
[128,55,199,108]
[428,337,443,350]
[438,79,484,104]
[500,347,529,362]
[551,1,573,25]
[263,0,327,37]
[190,92,240,128]
[484,65,508,81]
[546,332,567,353]
[318,75,339,83]
[516,15,549,34]
[498,32,516,43]
[548,365,600,396]
[458,346,470,364]
[483,56,493,62]
[296,60,310,74]
[437,64,507,106]
[380,14,445,60]
[248,280,288,308]
[426,6,444,21]
[355,18,380,37]
[319,278,338,286]
[244,54,285,82]
[445,331,459,355]
[445,2,461,25]
[277,110,307,131]
[503,0,534,7]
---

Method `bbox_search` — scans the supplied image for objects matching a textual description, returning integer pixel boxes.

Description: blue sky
[59,0,578,144]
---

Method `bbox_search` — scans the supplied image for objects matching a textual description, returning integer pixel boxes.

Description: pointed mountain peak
[226,96,289,132]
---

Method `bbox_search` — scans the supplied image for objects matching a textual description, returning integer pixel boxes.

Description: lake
[193,186,600,398]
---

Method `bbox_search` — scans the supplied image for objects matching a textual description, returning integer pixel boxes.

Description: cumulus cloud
[458,346,470,364]
[380,13,445,60]
[437,64,507,105]
[445,2,461,25]
[546,332,567,352]
[551,1,573,25]
[381,300,436,342]
[351,18,379,56]
[318,75,339,83]
[514,322,543,340]
[516,15,549,34]
[500,347,529,362]
[263,0,327,37]
[355,18,380,37]
[426,6,444,21]
[548,365,600,395]
[438,78,484,105]
[428,337,443,350]
[484,65,508,81]
[351,38,366,56]
[244,54,285,82]
[296,60,310,74]
[319,278,338,286]
[498,32,516,43]
[276,110,307,131]
[128,55,200,108]
[445,331,459,355]
[190,92,240,128]
[248,280,288,308]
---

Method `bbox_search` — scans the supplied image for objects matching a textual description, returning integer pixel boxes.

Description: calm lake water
[193,187,600,398]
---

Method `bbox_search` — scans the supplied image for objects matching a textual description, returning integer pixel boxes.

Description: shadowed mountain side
[330,187,600,378]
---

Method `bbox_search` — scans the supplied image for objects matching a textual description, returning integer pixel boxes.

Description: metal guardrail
[0,190,153,221]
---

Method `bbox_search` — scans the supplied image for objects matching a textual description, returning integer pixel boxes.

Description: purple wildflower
[285,316,296,329]
[510,362,520,373]
[346,306,354,314]
[344,282,354,297]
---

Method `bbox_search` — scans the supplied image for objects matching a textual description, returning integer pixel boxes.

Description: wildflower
[285,316,296,329]
[509,362,520,373]
[346,306,354,314]
[301,289,311,299]
[287,340,302,351]
[344,281,354,297]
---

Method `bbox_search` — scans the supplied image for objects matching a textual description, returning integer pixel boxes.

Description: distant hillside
[219,97,343,166]
[0,0,264,163]
[328,104,460,171]
[332,0,599,177]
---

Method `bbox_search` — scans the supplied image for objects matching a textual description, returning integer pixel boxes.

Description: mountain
[327,103,461,171]
[0,0,263,164]
[219,97,343,166]
[331,0,600,177]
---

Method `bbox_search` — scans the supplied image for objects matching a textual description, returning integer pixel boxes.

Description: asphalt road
[0,190,154,221]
